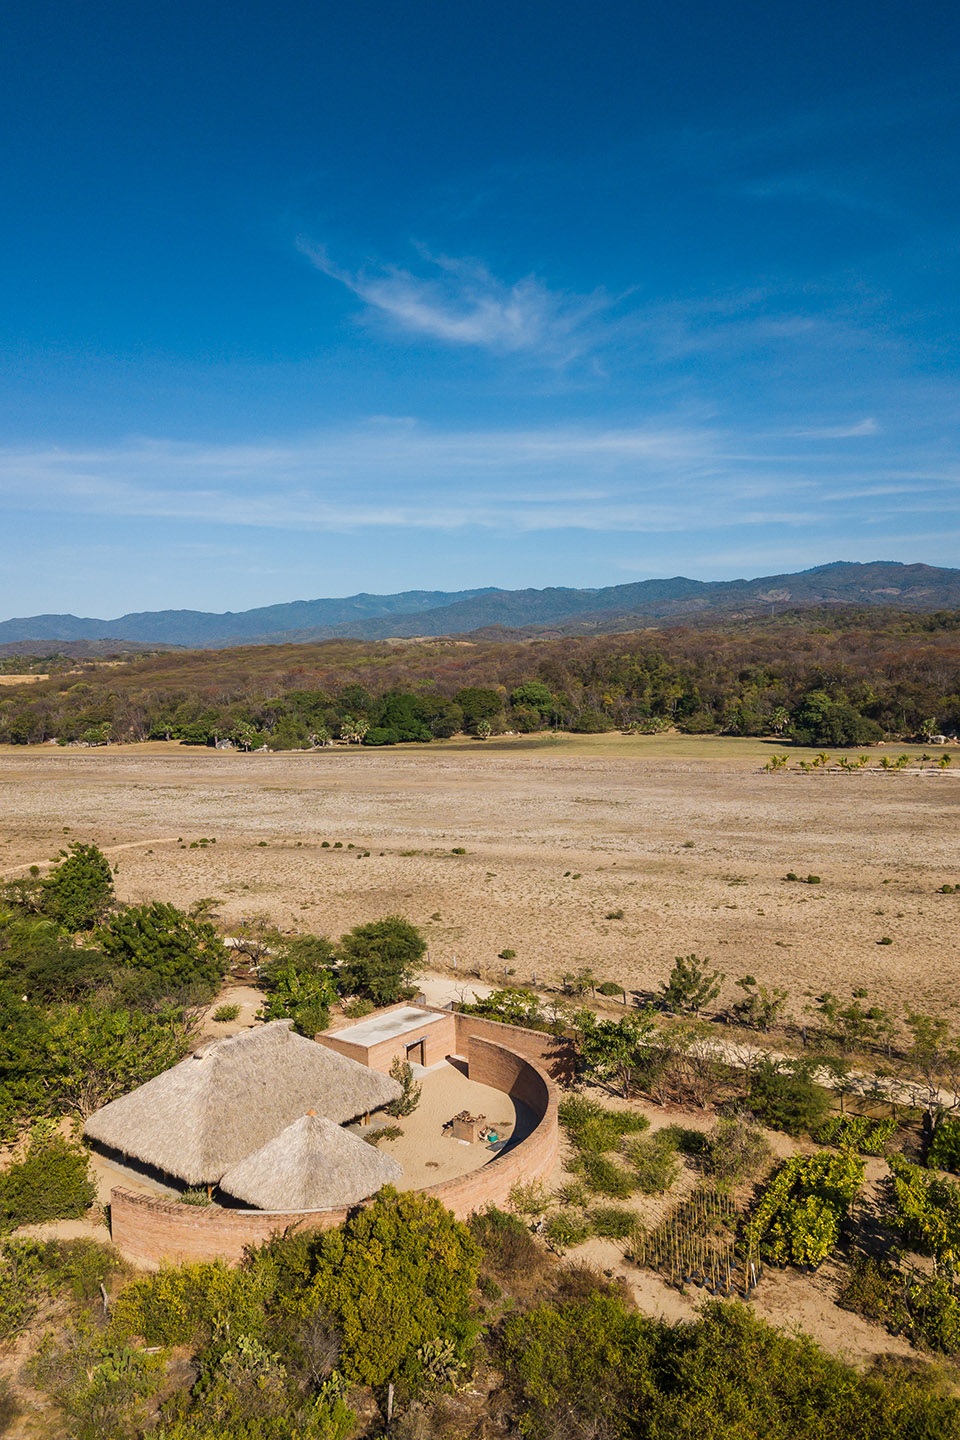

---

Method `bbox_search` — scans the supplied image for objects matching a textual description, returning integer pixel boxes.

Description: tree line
[0,607,958,746]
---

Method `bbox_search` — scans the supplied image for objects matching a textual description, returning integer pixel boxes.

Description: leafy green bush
[887,1155,960,1266]
[40,843,114,931]
[746,1056,831,1136]
[178,1188,213,1206]
[502,1292,960,1440]
[16,1236,125,1302]
[569,1152,636,1199]
[745,1150,864,1267]
[0,1241,45,1339]
[0,1128,96,1233]
[839,1254,960,1355]
[588,1205,636,1239]
[542,1212,591,1255]
[110,1259,274,1348]
[384,1056,422,1118]
[337,915,426,1005]
[927,1118,960,1173]
[98,902,228,1002]
[815,1113,897,1155]
[303,1188,481,1390]
[558,1093,649,1153]
[212,1003,240,1022]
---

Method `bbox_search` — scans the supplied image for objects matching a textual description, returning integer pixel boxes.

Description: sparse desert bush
[212,1003,240,1022]
[588,1205,637,1240]
[623,1133,681,1195]
[558,1093,649,1153]
[543,1211,591,1255]
[569,1152,636,1199]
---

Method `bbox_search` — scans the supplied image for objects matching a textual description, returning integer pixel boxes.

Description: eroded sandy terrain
[1,736,958,1017]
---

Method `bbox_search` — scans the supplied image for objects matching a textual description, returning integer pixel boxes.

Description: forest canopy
[0,607,958,747]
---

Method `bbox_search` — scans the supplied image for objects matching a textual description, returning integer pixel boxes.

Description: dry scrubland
[1,733,958,1015]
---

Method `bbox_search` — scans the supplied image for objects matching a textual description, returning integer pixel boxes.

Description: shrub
[569,1152,636,1199]
[659,953,724,1013]
[98,902,228,1002]
[623,1134,681,1195]
[588,1206,636,1240]
[704,1115,772,1185]
[18,1237,125,1303]
[212,1003,240,1022]
[928,1118,960,1173]
[558,1093,649,1153]
[0,1241,45,1339]
[178,1187,213,1206]
[839,1253,960,1355]
[469,1206,550,1298]
[543,1211,591,1255]
[509,1180,551,1218]
[337,915,426,1005]
[745,1150,864,1268]
[110,1259,274,1347]
[816,1114,897,1155]
[304,1188,481,1389]
[363,1123,403,1146]
[340,997,374,1018]
[597,980,623,995]
[384,1056,422,1118]
[746,1055,831,1136]
[0,1128,96,1232]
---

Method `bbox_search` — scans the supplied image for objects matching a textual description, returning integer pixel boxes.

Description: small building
[318,1004,457,1074]
[83,1019,401,1190]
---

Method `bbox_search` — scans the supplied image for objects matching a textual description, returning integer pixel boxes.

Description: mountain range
[1,562,958,650]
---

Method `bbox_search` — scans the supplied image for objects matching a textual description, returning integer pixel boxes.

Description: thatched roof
[219,1112,403,1211]
[83,1020,402,1186]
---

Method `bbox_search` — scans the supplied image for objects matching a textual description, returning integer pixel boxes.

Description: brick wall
[108,1018,558,1268]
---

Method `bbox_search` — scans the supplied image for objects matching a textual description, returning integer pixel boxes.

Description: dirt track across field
[1,734,958,1016]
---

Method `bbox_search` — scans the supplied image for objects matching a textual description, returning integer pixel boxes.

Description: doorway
[405,1038,425,1067]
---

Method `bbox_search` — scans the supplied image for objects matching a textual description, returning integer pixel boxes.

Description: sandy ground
[1,734,957,1016]
[345,1059,529,1189]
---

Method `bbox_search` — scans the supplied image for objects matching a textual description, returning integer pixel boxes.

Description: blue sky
[2,0,959,616]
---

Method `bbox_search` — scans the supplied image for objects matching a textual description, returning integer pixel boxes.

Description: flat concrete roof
[331,1006,445,1047]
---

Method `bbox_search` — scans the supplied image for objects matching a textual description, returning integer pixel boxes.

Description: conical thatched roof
[83,1020,402,1186]
[219,1112,404,1211]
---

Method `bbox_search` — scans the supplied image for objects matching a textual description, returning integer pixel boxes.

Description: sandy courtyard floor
[1,735,958,1016]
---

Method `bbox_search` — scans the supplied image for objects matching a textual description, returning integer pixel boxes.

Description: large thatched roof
[219,1112,403,1211]
[83,1020,402,1186]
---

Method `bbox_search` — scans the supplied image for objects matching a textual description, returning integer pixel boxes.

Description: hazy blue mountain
[1,563,958,648]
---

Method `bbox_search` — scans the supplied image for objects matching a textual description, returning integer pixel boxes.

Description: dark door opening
[405,1039,425,1067]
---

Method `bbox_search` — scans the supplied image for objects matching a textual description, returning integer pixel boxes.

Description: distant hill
[2,563,958,648]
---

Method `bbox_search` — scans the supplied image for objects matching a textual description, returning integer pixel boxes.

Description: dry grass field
[1,733,958,1017]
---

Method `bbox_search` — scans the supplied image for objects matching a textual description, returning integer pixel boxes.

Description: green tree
[98,903,228,1002]
[746,1056,830,1136]
[40,843,114,932]
[306,1188,481,1388]
[731,975,788,1031]
[337,916,425,1004]
[659,953,724,1014]
[573,1009,658,1099]
[454,687,503,734]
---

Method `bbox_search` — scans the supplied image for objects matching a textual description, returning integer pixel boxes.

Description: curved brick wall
[108,1018,558,1268]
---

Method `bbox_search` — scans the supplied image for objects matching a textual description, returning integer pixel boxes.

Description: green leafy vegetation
[745,1151,865,1268]
[0,1126,96,1234]
[3,608,960,746]
[815,1114,897,1154]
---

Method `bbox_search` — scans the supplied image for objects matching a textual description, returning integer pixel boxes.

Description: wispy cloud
[298,241,613,362]
[0,416,932,539]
